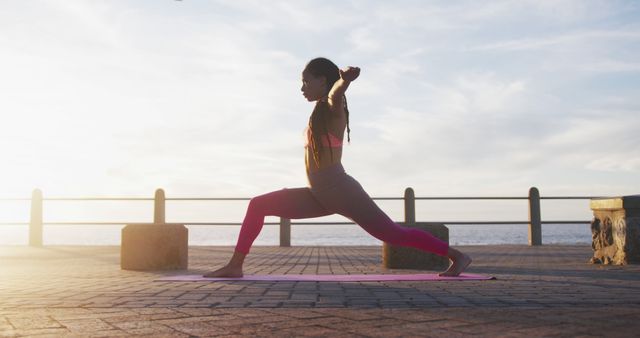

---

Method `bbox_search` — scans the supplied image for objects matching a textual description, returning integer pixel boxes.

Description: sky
[1,0,639,205]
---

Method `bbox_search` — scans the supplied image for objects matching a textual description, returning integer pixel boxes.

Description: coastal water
[0,197,593,246]
[0,223,591,246]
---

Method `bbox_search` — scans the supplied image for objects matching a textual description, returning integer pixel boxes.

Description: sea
[0,198,593,246]
[0,223,591,246]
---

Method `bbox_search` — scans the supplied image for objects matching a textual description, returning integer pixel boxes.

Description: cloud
[1,0,639,199]
[468,28,640,52]
[572,60,640,73]
[347,26,382,53]
[360,71,529,155]
[542,111,640,171]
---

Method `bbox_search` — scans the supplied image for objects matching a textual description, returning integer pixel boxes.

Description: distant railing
[0,187,601,247]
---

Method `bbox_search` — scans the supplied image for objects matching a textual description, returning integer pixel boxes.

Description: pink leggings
[235,162,449,256]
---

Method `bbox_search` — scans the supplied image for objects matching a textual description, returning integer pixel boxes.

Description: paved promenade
[1,244,639,337]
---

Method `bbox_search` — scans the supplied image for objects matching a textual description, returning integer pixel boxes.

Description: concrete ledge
[590,195,640,211]
[382,222,449,270]
[121,223,188,270]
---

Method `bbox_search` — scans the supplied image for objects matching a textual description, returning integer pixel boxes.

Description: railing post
[280,217,291,247]
[404,187,415,224]
[29,188,43,247]
[154,188,165,224]
[528,186,542,246]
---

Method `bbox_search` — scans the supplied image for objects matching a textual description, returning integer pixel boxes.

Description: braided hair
[305,57,352,167]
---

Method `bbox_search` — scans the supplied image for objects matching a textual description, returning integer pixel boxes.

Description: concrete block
[590,195,640,264]
[382,222,449,270]
[121,223,188,270]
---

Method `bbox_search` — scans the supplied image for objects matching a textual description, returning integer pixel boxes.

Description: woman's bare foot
[203,250,247,278]
[439,249,472,277]
[203,264,243,278]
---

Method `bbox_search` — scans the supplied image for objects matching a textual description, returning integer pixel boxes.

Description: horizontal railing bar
[0,216,591,225]
[14,220,591,226]
[428,221,532,225]
[0,220,591,225]
[541,220,591,224]
[0,196,610,201]
[168,197,532,201]
[415,197,527,200]
[36,222,272,225]
[170,221,526,225]
[40,222,162,225]
[169,197,401,201]
[44,198,154,201]
[540,197,604,200]
[167,198,249,201]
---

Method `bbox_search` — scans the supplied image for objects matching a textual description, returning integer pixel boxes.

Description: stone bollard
[382,222,449,270]
[121,223,188,270]
[589,195,640,265]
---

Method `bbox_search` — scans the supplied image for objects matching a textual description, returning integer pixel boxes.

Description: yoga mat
[155,273,495,282]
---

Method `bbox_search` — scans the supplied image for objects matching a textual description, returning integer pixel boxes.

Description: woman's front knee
[249,190,283,213]
[248,196,265,212]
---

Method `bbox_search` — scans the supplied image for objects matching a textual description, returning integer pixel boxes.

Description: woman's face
[301,69,327,102]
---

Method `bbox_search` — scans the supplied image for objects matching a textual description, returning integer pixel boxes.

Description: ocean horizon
[0,223,591,246]
[0,193,595,247]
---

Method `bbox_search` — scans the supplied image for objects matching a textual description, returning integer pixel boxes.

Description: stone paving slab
[1,244,639,337]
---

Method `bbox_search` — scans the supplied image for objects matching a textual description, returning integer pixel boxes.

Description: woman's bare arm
[328,66,360,116]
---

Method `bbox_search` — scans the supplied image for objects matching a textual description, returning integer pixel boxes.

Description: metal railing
[0,187,600,247]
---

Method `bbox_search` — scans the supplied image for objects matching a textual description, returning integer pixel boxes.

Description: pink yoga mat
[156,273,495,282]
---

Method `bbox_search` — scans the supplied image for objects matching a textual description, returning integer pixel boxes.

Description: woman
[204,57,471,278]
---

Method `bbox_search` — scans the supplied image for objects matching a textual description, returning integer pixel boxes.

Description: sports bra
[303,126,343,148]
